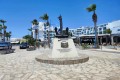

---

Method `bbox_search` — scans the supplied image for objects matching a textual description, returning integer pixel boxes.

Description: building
[106,20,120,45]
[106,20,120,34]
[69,20,120,45]
[74,24,107,36]
[69,29,76,36]
[31,20,120,45]
[32,22,55,43]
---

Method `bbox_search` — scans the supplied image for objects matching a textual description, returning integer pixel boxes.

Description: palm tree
[31,19,39,47]
[0,19,6,42]
[6,31,11,41]
[0,24,3,39]
[106,28,112,45]
[8,31,11,41]
[31,19,39,40]
[23,35,31,41]
[86,4,98,48]
[5,32,8,41]
[31,19,39,25]
[40,13,50,48]
[3,25,7,41]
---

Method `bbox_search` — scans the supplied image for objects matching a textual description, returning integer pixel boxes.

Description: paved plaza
[0,46,120,80]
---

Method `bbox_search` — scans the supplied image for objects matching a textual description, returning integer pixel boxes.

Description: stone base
[27,47,36,51]
[61,41,68,48]
[35,53,89,65]
[0,49,15,54]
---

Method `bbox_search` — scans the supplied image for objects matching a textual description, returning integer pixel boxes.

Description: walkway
[0,46,120,80]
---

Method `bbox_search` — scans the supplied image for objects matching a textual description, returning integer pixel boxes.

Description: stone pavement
[0,46,120,80]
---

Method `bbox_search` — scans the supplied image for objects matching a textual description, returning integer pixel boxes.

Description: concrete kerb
[35,53,89,65]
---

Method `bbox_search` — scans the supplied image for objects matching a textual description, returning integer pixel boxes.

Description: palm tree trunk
[47,20,50,48]
[7,37,8,41]
[110,33,111,45]
[9,37,10,41]
[2,23,5,42]
[48,30,50,48]
[35,33,37,47]
[35,29,37,47]
[31,31,33,38]
[3,29,6,42]
[94,22,98,48]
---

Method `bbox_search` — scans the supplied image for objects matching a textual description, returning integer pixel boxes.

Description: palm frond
[3,26,7,29]
[28,28,32,31]
[90,4,96,11]
[0,19,6,23]
[40,13,49,20]
[86,7,92,12]
[9,31,11,34]
[31,19,39,25]
[86,4,96,12]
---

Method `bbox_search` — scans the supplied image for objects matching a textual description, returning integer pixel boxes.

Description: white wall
[106,20,120,34]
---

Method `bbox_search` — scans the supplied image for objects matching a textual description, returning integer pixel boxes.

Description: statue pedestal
[61,41,68,48]
[52,38,78,58]
[55,35,68,38]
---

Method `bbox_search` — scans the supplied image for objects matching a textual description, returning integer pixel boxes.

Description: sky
[0,0,120,38]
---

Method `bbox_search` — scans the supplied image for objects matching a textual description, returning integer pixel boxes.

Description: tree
[3,25,7,41]
[31,19,39,25]
[6,31,11,41]
[0,24,2,32]
[8,31,11,41]
[23,35,35,46]
[106,28,112,34]
[40,14,49,26]
[106,28,112,45]
[31,19,39,41]
[0,19,6,42]
[0,24,3,38]
[28,28,33,38]
[86,4,98,48]
[23,35,31,40]
[40,13,50,48]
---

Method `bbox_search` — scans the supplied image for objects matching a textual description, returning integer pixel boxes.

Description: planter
[0,49,15,54]
[27,46,36,51]
[61,41,68,48]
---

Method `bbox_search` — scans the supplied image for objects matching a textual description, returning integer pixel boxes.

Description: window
[103,27,106,30]
[99,28,102,30]
[99,32,102,34]
[118,29,120,31]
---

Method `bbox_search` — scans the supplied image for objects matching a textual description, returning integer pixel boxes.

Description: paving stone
[47,74,64,80]
[21,73,32,80]
[15,73,24,78]
[2,74,11,80]
[0,46,120,80]
[0,74,4,80]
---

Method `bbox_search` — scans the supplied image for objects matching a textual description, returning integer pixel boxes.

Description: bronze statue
[58,15,63,35]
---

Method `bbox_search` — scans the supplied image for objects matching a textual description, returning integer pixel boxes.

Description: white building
[106,20,120,34]
[32,22,55,42]
[70,23,108,37]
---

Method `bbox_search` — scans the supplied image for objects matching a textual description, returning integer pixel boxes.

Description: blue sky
[0,0,120,38]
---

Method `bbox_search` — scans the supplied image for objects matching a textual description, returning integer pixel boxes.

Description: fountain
[35,15,89,65]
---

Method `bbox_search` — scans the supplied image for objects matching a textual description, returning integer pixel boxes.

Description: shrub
[81,44,90,49]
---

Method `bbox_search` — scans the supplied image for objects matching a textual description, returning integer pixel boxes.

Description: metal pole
[101,37,102,50]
